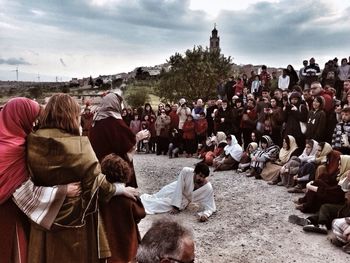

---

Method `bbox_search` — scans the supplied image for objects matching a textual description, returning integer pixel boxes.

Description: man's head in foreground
[136,218,195,263]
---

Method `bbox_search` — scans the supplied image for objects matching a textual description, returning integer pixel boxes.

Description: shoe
[303,224,328,234]
[277,181,284,186]
[288,187,304,193]
[343,242,350,254]
[255,174,262,179]
[288,215,311,226]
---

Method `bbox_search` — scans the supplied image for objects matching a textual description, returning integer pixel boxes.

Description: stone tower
[210,24,220,52]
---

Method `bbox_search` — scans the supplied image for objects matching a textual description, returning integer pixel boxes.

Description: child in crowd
[182,114,197,157]
[168,128,181,158]
[100,154,146,263]
[195,112,208,154]
[130,114,142,151]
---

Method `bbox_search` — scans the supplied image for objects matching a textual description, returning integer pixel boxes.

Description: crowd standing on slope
[1,56,350,262]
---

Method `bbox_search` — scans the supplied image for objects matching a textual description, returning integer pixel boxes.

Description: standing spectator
[260,65,271,88]
[287,64,299,90]
[215,100,234,135]
[278,69,290,91]
[191,99,206,120]
[224,77,235,103]
[217,79,226,100]
[130,114,142,151]
[247,70,256,89]
[234,77,244,96]
[177,98,191,130]
[148,115,157,153]
[122,108,132,126]
[206,99,217,136]
[337,58,350,99]
[155,109,171,155]
[196,112,208,147]
[299,60,308,88]
[251,75,261,96]
[303,58,321,86]
[241,98,258,148]
[270,71,278,94]
[142,103,155,120]
[305,96,327,142]
[168,103,179,131]
[283,92,308,150]
[182,114,197,157]
[80,106,94,136]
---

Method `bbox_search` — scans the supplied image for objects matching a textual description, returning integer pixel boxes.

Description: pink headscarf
[0,97,40,204]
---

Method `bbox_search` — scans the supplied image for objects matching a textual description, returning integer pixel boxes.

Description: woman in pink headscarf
[0,98,79,263]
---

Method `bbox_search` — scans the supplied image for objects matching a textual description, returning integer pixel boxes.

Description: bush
[124,87,150,108]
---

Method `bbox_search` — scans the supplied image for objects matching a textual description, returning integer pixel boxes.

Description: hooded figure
[262,135,299,183]
[213,135,243,171]
[248,135,280,178]
[238,142,258,173]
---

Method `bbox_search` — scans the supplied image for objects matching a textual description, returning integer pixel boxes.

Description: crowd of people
[1,56,350,262]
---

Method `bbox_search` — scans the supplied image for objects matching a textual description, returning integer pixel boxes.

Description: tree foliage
[124,87,150,108]
[156,46,232,102]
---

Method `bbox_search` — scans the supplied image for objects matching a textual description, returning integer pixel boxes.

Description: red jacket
[195,118,208,136]
[182,120,196,140]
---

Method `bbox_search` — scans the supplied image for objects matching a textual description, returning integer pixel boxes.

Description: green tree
[124,87,150,108]
[156,46,232,102]
[28,86,43,99]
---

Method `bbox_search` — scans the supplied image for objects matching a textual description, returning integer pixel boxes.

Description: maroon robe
[89,117,137,187]
[99,197,146,263]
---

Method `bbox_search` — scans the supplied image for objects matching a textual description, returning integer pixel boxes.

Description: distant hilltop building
[210,25,220,52]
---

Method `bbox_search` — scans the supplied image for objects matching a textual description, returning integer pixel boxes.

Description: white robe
[140,167,216,218]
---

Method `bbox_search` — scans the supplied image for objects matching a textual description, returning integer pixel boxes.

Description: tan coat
[27,128,116,263]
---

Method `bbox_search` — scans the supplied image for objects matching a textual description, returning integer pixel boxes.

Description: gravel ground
[134,153,350,263]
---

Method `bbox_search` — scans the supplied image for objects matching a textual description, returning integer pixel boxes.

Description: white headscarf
[298,139,318,161]
[92,93,123,126]
[224,135,243,161]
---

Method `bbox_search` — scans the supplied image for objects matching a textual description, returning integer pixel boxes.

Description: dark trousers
[308,203,350,229]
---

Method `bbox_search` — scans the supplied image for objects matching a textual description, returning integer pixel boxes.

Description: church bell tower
[210,24,220,52]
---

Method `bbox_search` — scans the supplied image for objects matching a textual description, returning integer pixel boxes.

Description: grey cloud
[217,0,350,60]
[0,57,31,65]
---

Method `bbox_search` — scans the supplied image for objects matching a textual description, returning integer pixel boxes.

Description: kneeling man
[140,163,216,222]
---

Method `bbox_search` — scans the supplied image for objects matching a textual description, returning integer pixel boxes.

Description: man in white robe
[140,163,216,222]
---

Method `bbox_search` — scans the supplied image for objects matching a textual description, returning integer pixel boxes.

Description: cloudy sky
[0,0,349,81]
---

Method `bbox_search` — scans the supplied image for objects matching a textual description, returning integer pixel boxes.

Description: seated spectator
[295,143,344,213]
[248,135,280,179]
[288,160,350,241]
[263,135,298,184]
[213,135,243,172]
[136,218,195,263]
[332,107,350,154]
[237,142,258,173]
[199,132,227,166]
[287,139,319,193]
[140,163,216,222]
[100,154,146,263]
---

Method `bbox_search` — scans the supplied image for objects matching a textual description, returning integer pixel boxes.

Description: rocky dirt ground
[134,153,350,263]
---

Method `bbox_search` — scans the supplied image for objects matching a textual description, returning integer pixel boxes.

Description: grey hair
[136,217,193,263]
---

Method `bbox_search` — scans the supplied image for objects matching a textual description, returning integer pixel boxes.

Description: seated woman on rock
[213,135,243,172]
[263,135,299,184]
[295,143,345,213]
[248,135,280,179]
[237,142,258,173]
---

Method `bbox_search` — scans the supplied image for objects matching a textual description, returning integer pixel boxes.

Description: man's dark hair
[136,218,193,263]
[194,162,210,177]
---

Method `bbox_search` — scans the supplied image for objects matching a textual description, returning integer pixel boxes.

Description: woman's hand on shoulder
[66,182,81,197]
